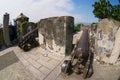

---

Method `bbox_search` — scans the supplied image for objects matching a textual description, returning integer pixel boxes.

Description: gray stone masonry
[3,13,11,46]
[38,16,74,56]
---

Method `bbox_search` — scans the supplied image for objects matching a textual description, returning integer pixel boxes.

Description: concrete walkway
[0,46,120,80]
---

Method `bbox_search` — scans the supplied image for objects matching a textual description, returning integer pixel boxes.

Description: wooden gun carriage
[61,29,93,79]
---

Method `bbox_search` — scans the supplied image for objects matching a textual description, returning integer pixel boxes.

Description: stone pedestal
[38,16,74,56]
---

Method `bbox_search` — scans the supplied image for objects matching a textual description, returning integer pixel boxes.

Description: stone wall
[95,19,119,55]
[38,16,74,56]
[89,18,120,64]
[3,13,11,46]
[108,27,120,63]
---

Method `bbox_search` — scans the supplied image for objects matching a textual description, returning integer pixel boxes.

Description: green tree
[74,23,83,32]
[93,0,120,21]
[111,1,120,21]
[92,0,112,20]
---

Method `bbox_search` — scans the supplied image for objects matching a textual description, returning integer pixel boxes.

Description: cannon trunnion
[61,29,93,79]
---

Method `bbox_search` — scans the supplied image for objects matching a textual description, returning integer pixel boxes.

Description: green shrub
[0,34,3,40]
[19,21,28,32]
[74,26,80,32]
[73,23,83,32]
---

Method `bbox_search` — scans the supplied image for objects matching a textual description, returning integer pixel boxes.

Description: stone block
[27,65,45,80]
[39,66,51,75]
[44,62,61,80]
[38,16,74,56]
[19,57,30,67]
[27,58,42,69]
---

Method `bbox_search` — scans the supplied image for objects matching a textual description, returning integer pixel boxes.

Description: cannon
[18,27,39,51]
[61,29,93,79]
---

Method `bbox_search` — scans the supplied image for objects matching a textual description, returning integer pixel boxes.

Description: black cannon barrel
[76,29,89,57]
[22,27,38,39]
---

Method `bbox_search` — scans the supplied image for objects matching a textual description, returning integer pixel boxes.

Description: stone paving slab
[27,65,45,80]
[44,64,61,80]
[37,58,56,70]
[27,58,42,69]
[0,51,19,70]
[39,66,51,75]
[19,56,30,67]
[0,62,36,80]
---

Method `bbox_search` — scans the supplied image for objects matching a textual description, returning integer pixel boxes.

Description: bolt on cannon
[61,29,93,79]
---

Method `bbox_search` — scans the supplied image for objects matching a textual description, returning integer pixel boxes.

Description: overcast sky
[0,0,119,24]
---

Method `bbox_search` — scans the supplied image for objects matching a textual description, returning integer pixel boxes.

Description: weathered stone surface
[89,18,120,63]
[27,58,42,69]
[3,13,11,46]
[39,66,50,75]
[73,31,83,44]
[95,19,120,55]
[89,19,119,55]
[38,16,74,55]
[108,27,120,64]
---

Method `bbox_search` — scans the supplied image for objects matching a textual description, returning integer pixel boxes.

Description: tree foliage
[111,3,120,21]
[74,23,83,32]
[93,0,120,21]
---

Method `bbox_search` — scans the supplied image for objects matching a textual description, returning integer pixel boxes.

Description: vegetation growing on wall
[0,34,3,40]
[18,20,28,33]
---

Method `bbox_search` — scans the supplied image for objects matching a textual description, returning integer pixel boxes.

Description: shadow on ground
[0,51,19,71]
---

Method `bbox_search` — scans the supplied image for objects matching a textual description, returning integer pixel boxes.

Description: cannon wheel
[83,50,93,78]
[83,62,90,78]
[18,42,23,48]
[83,63,93,78]
[61,60,71,74]
[23,45,29,52]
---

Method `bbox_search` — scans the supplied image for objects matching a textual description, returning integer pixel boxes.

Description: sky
[0,0,119,24]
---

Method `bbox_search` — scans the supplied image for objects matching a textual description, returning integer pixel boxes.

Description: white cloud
[72,14,85,24]
[0,0,82,24]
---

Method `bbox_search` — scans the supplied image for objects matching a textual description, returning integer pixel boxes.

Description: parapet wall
[38,16,74,56]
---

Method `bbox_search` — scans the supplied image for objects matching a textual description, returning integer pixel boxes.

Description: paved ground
[0,46,120,80]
